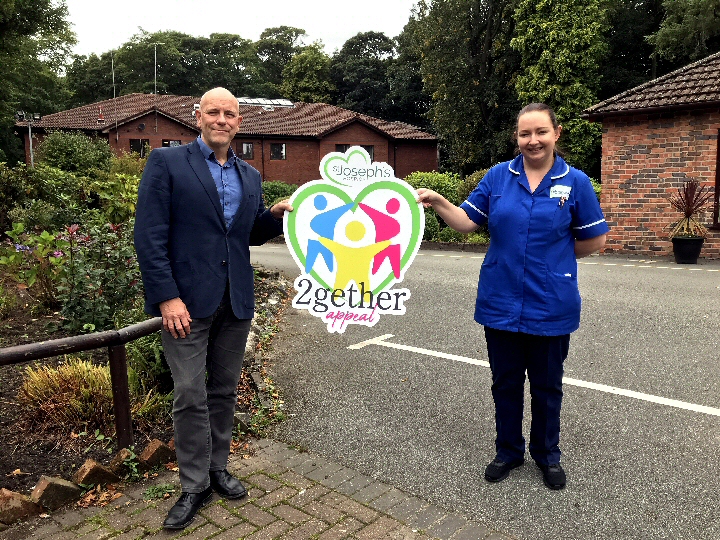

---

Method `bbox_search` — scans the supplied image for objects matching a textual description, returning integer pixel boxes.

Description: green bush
[467,229,490,244]
[0,163,89,235]
[262,181,298,207]
[458,168,489,203]
[590,177,601,201]
[114,301,173,395]
[437,226,467,243]
[36,131,113,175]
[405,171,462,206]
[57,217,142,332]
[423,210,439,241]
[0,281,17,319]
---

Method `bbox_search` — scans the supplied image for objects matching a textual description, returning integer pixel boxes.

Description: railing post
[108,344,134,450]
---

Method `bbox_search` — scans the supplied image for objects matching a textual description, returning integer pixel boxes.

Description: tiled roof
[20,94,435,141]
[584,52,720,118]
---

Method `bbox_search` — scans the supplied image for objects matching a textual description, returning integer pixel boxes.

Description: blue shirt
[460,155,609,336]
[197,136,243,228]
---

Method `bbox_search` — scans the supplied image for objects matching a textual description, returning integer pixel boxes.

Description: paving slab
[0,438,516,540]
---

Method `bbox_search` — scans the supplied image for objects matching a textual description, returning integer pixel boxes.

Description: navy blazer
[134,139,283,320]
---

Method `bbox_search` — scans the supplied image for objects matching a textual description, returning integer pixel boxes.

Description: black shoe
[537,462,566,490]
[163,486,213,530]
[484,458,524,483]
[209,469,248,499]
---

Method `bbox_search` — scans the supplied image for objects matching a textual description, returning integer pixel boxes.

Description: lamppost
[15,111,41,168]
[150,42,165,133]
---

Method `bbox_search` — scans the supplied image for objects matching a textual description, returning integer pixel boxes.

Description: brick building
[584,53,720,258]
[15,94,437,184]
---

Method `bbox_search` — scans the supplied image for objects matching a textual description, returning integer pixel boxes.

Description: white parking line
[348,335,720,418]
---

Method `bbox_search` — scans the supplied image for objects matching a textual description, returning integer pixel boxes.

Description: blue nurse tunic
[460,155,609,336]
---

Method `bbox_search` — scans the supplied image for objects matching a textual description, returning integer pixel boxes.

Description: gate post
[108,344,134,450]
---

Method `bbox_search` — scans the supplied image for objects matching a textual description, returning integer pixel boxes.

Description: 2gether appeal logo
[284,146,425,333]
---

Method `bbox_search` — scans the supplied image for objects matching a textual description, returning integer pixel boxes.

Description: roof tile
[21,94,435,141]
[585,51,720,118]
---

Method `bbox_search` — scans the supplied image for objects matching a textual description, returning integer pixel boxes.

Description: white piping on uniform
[574,218,606,230]
[551,164,570,179]
[463,200,487,218]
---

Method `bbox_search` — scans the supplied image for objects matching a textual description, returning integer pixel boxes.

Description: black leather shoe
[163,486,213,530]
[210,469,248,499]
[537,462,566,490]
[484,458,524,482]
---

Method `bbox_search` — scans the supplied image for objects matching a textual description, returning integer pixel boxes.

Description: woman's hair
[513,102,563,157]
[516,102,559,129]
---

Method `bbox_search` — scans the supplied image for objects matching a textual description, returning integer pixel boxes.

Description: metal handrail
[0,317,163,450]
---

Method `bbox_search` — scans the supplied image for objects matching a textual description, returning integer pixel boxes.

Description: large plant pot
[671,236,704,264]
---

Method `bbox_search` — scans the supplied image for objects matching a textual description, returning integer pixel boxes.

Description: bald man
[135,87,293,529]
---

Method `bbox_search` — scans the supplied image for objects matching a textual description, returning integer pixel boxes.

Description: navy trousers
[484,327,570,466]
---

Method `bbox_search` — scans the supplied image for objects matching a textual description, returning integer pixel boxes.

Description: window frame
[270,143,286,160]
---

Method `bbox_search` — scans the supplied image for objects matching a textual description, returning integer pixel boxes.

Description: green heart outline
[287,181,422,294]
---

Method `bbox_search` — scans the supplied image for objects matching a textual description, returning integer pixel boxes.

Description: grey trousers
[161,294,251,493]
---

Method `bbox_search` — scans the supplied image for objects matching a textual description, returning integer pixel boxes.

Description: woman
[417,103,608,490]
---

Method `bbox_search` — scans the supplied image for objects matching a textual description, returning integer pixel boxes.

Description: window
[162,139,182,147]
[241,142,254,160]
[335,144,374,160]
[270,143,286,160]
[129,139,150,157]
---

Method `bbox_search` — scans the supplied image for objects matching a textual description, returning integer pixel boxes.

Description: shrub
[405,171,462,206]
[467,229,490,244]
[0,281,17,319]
[437,226,467,243]
[88,173,140,224]
[0,163,89,236]
[423,210,439,241]
[114,301,173,395]
[36,131,113,175]
[590,177,601,201]
[458,168,490,203]
[262,181,298,207]
[0,223,68,308]
[17,357,170,434]
[58,218,142,332]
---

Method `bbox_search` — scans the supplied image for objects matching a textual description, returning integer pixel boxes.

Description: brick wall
[600,109,720,258]
[21,116,437,187]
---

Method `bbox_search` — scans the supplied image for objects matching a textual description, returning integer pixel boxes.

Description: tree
[0,0,75,163]
[599,0,665,100]
[256,26,307,96]
[511,0,609,175]
[330,31,396,117]
[65,52,117,107]
[415,0,522,174]
[648,0,720,64]
[280,43,335,103]
[384,17,432,128]
[65,30,269,102]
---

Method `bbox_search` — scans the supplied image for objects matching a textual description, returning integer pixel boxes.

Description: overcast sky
[64,0,420,57]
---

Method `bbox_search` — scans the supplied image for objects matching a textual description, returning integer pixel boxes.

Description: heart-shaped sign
[284,146,424,333]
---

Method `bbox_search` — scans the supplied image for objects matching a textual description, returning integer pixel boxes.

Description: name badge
[550,185,572,199]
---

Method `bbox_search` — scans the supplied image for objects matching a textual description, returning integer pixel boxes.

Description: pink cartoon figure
[359,198,402,279]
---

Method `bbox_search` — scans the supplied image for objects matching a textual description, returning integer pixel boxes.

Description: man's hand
[270,199,293,219]
[159,297,192,338]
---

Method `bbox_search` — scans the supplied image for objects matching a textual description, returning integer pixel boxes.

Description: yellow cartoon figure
[319,220,390,291]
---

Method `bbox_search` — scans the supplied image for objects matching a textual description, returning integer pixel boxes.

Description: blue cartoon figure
[305,194,352,274]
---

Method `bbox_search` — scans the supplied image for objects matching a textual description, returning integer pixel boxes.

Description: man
[134,87,292,530]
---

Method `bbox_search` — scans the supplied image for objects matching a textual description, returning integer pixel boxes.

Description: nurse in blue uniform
[417,103,608,490]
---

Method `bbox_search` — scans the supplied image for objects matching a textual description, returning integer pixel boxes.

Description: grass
[16,356,171,435]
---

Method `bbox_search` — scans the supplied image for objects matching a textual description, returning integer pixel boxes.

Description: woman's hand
[416,188,478,234]
[416,188,442,208]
